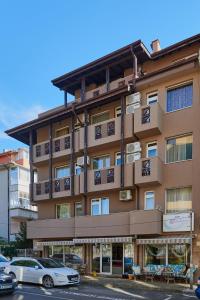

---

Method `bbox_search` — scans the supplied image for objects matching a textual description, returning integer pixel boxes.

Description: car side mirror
[34,265,40,270]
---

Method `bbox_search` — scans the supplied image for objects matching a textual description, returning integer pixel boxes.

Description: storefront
[137,236,191,267]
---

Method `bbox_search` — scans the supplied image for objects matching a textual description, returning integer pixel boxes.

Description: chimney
[151,39,161,53]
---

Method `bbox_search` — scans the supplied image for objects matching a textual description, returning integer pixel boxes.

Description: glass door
[112,243,123,275]
[101,243,111,274]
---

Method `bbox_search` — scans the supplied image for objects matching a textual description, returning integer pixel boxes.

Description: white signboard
[163,212,194,232]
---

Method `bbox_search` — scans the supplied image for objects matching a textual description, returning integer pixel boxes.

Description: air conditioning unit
[77,156,90,166]
[119,190,132,201]
[126,92,141,105]
[126,152,141,164]
[126,102,141,115]
[126,142,141,154]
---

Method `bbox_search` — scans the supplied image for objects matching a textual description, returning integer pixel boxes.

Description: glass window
[166,187,192,213]
[91,198,109,216]
[166,135,192,163]
[145,192,155,210]
[147,142,157,158]
[75,202,83,216]
[55,166,71,178]
[56,204,70,219]
[55,126,69,137]
[145,245,166,265]
[91,112,110,124]
[115,152,122,166]
[92,156,110,170]
[124,243,134,273]
[166,83,193,112]
[19,168,30,183]
[115,106,121,117]
[168,244,190,265]
[147,92,158,105]
[75,164,82,175]
[92,244,100,273]
[10,167,18,185]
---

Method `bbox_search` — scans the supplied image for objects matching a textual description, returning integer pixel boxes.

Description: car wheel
[9,272,16,280]
[42,275,54,288]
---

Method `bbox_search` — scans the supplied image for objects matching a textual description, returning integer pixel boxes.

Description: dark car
[0,271,17,295]
[52,254,83,266]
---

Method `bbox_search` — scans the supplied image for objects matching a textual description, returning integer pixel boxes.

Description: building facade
[0,148,37,242]
[6,34,200,275]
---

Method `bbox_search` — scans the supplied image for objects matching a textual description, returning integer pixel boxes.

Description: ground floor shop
[35,235,196,275]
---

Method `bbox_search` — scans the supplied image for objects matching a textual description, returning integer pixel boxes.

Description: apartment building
[0,148,37,242]
[6,34,200,275]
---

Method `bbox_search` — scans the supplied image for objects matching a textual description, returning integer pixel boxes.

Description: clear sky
[0,0,199,151]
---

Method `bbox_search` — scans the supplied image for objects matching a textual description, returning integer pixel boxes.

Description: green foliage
[14,222,33,249]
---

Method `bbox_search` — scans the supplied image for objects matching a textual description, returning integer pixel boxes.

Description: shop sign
[163,212,194,232]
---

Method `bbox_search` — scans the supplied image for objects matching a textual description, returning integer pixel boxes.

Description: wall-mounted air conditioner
[119,190,132,201]
[77,156,90,166]
[126,152,141,164]
[126,142,141,154]
[126,92,141,105]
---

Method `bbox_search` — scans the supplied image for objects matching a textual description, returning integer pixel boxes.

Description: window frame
[146,141,158,158]
[165,133,193,164]
[55,126,70,138]
[115,106,121,117]
[75,202,83,217]
[91,197,109,216]
[92,154,111,170]
[91,110,110,124]
[55,165,71,179]
[56,203,71,219]
[144,191,155,210]
[166,81,193,113]
[146,91,158,105]
[165,186,192,214]
[115,152,122,166]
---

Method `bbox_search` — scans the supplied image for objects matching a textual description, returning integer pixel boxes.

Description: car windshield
[37,258,63,268]
[0,255,8,262]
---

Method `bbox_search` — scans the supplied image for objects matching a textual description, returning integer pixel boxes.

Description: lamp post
[190,210,193,290]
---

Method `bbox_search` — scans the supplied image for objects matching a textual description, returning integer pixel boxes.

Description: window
[166,187,192,213]
[91,198,109,216]
[91,111,109,124]
[115,106,121,117]
[92,155,110,170]
[75,164,82,175]
[168,244,189,265]
[75,202,83,216]
[115,152,122,166]
[55,126,69,137]
[19,168,30,183]
[145,191,155,210]
[166,83,193,112]
[56,204,70,219]
[147,142,157,158]
[10,167,18,185]
[147,92,158,105]
[145,245,166,265]
[166,135,192,163]
[55,166,70,178]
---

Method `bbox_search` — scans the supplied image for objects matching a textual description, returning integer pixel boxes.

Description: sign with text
[163,212,194,232]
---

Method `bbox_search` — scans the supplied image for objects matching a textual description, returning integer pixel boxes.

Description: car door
[10,260,27,282]
[24,260,44,284]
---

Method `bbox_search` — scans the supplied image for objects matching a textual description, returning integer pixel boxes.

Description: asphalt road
[0,283,197,300]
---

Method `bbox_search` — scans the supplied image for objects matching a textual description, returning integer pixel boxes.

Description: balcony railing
[135,157,163,186]
[142,159,151,176]
[53,135,71,154]
[53,177,71,193]
[94,168,114,185]
[142,107,150,124]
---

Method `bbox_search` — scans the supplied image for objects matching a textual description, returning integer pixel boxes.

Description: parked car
[0,254,9,272]
[5,257,80,288]
[52,254,83,266]
[0,271,17,295]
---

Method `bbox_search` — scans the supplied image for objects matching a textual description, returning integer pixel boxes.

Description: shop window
[56,203,70,219]
[168,244,190,265]
[166,187,192,213]
[166,134,192,163]
[145,245,166,265]
[91,198,109,216]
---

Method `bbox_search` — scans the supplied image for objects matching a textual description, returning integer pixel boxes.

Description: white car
[5,257,80,288]
[0,255,9,272]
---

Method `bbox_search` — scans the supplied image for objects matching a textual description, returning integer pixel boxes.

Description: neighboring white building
[0,148,37,242]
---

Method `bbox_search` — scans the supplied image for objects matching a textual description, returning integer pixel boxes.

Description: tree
[15,222,32,249]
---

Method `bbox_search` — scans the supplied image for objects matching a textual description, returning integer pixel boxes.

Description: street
[0,283,197,300]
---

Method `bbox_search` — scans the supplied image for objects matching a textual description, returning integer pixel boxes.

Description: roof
[5,33,200,145]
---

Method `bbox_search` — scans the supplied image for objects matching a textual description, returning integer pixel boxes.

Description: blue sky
[0,0,199,151]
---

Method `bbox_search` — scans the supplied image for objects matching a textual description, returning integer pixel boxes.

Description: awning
[36,240,74,247]
[73,237,133,244]
[136,235,192,245]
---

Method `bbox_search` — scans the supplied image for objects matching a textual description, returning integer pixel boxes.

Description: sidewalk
[81,275,195,294]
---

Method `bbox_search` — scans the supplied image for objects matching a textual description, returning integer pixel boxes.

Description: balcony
[10,206,38,220]
[80,114,134,151]
[130,210,162,235]
[33,132,80,164]
[80,164,134,193]
[33,180,50,201]
[135,157,163,186]
[27,218,75,239]
[75,212,130,237]
[134,103,163,139]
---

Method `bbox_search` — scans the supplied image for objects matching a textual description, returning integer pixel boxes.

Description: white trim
[115,106,121,117]
[146,91,158,105]
[74,237,133,244]
[91,197,109,216]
